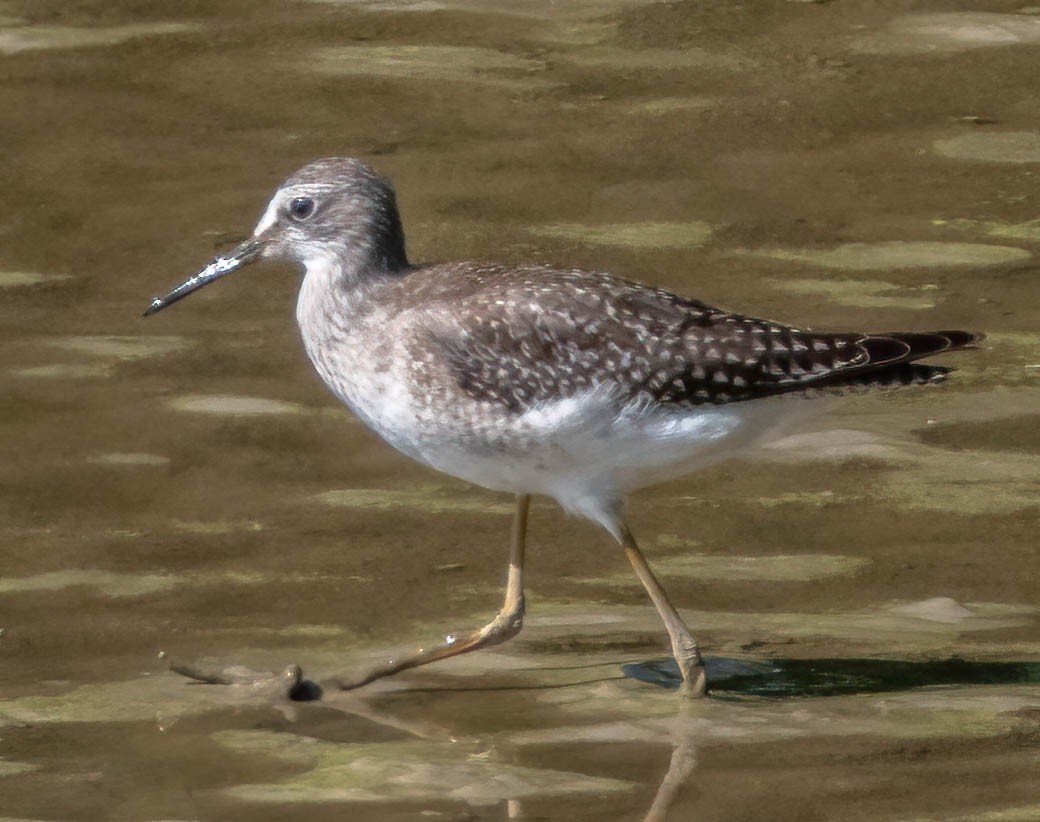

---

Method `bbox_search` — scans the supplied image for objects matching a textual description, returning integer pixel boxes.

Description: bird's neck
[294,250,408,351]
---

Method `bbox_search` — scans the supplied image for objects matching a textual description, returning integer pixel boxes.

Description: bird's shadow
[278,656,1040,702]
[623,656,1040,697]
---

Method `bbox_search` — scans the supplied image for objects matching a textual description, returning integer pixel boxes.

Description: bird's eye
[288,196,316,221]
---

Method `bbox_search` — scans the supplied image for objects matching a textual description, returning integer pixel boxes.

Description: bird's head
[144,157,408,316]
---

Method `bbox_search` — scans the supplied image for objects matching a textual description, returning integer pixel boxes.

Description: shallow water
[1,1,1039,819]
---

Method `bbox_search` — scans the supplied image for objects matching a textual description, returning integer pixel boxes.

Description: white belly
[403,387,812,534]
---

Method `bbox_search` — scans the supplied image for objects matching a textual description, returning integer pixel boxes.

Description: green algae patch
[531,221,713,249]
[0,676,239,727]
[0,22,198,55]
[169,394,305,416]
[851,12,1040,55]
[0,570,174,598]
[562,46,751,72]
[214,731,632,804]
[45,335,191,360]
[986,332,1040,351]
[11,363,112,379]
[625,96,718,116]
[16,334,187,380]
[312,45,550,89]
[317,486,513,515]
[0,568,340,600]
[536,19,617,46]
[934,131,1040,164]
[756,490,848,508]
[581,553,869,585]
[88,452,170,467]
[741,241,1030,270]
[936,218,1040,243]
[901,805,1040,822]
[270,624,356,640]
[171,519,262,535]
[0,271,69,288]
[886,475,1040,516]
[0,761,37,777]
[768,278,939,310]
[885,448,1040,515]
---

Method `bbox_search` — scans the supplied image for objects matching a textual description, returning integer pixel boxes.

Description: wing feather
[421,267,979,411]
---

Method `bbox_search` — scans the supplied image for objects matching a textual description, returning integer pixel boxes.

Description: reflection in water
[642,710,698,822]
[174,653,1040,819]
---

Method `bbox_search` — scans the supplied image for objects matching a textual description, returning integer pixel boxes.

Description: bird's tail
[829,329,982,391]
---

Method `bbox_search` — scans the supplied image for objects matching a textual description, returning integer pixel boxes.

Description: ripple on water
[213,731,631,804]
[768,277,938,310]
[851,12,1040,55]
[317,486,513,515]
[936,217,1040,243]
[12,336,190,380]
[624,96,719,116]
[311,45,551,89]
[0,568,345,599]
[740,241,1030,270]
[304,0,462,9]
[45,335,192,360]
[531,221,713,249]
[88,452,170,467]
[762,430,911,464]
[885,466,1040,516]
[171,519,262,535]
[0,570,174,598]
[168,394,305,416]
[934,131,1040,164]
[0,22,199,55]
[580,551,870,584]
[561,45,752,72]
[0,271,70,288]
[11,363,112,379]
[0,761,38,777]
[751,440,1040,516]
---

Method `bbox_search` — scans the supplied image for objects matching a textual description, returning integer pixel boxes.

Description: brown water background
[2,1,1040,820]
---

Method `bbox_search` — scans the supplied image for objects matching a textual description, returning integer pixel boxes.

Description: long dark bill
[143,237,265,317]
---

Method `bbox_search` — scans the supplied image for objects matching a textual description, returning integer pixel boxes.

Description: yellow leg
[619,521,707,697]
[330,494,530,690]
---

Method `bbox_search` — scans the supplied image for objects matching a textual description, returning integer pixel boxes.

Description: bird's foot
[674,644,708,699]
[678,664,708,699]
[168,658,324,701]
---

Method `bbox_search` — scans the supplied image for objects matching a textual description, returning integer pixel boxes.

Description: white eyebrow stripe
[253,196,281,236]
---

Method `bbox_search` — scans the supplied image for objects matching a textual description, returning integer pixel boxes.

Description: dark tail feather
[811,329,980,395]
[933,329,984,349]
[862,330,982,366]
[843,363,952,391]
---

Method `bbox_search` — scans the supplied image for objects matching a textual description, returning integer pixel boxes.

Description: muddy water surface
[2,1,1039,820]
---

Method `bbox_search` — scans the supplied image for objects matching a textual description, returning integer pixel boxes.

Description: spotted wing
[426,268,978,411]
[644,321,979,405]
